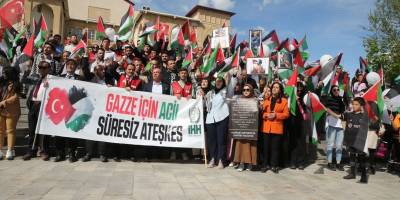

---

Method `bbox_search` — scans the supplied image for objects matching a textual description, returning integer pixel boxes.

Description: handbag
[375,140,388,159]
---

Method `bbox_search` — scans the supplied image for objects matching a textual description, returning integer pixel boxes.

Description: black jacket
[142,81,170,95]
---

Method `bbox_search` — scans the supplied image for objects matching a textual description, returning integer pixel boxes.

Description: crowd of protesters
[0,32,399,185]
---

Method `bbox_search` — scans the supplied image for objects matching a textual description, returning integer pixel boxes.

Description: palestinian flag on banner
[34,15,48,48]
[284,67,298,116]
[363,81,384,119]
[262,30,279,54]
[0,27,14,59]
[22,34,35,57]
[181,46,193,69]
[96,16,106,40]
[298,35,309,60]
[306,92,326,144]
[118,4,134,42]
[170,25,184,53]
[65,87,94,132]
[69,40,87,58]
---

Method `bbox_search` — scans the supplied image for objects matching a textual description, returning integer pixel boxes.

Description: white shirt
[104,50,116,61]
[326,115,343,129]
[205,89,230,124]
[152,81,163,94]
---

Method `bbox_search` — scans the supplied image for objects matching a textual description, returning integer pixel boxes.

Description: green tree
[363,0,400,84]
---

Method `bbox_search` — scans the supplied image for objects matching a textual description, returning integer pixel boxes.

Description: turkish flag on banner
[0,0,24,25]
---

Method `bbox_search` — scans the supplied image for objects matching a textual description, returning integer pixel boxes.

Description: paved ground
[0,158,399,200]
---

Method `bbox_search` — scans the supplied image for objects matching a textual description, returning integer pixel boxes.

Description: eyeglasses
[38,66,49,69]
[333,89,340,92]
[243,88,251,92]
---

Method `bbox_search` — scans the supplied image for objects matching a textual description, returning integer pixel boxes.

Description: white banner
[37,78,205,148]
[211,27,229,49]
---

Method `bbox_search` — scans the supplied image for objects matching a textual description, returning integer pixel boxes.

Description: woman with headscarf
[234,84,259,171]
[324,85,346,171]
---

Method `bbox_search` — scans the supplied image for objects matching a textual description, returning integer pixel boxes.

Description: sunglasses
[333,89,340,92]
[243,88,251,92]
[38,66,49,69]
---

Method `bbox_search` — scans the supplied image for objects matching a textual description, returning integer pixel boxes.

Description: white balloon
[320,54,333,68]
[366,72,381,86]
[105,28,116,42]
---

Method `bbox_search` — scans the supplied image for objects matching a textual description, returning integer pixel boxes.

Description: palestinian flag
[190,26,197,46]
[215,56,233,78]
[65,86,94,132]
[118,5,134,42]
[276,38,290,52]
[359,56,368,74]
[12,27,25,47]
[170,25,184,52]
[201,44,219,75]
[243,48,254,61]
[231,47,240,68]
[34,15,48,48]
[293,49,305,69]
[284,67,298,116]
[363,81,384,118]
[298,35,309,60]
[304,65,321,77]
[262,30,279,54]
[69,40,86,58]
[181,20,190,40]
[305,92,326,144]
[229,33,237,54]
[22,35,35,57]
[278,68,293,80]
[258,44,265,58]
[182,46,193,69]
[0,27,14,59]
[96,16,106,40]
[318,53,342,82]
[216,45,225,63]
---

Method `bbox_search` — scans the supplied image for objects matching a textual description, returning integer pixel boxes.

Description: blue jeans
[326,126,344,163]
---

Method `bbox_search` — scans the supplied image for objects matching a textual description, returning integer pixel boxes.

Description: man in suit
[54,58,89,162]
[141,67,170,160]
[142,67,170,95]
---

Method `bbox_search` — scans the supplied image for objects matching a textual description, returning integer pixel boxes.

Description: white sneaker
[6,150,14,160]
[207,158,215,168]
[217,160,224,169]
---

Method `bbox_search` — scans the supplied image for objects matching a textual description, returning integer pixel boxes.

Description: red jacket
[117,75,141,91]
[171,81,192,97]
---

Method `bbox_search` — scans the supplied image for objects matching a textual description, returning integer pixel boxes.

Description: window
[211,17,215,23]
[88,29,95,40]
[206,15,210,22]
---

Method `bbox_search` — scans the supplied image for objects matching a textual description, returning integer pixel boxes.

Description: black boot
[359,168,369,184]
[343,166,356,179]
[369,165,376,175]
[327,163,336,171]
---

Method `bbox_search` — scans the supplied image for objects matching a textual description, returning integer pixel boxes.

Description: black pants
[27,102,50,154]
[368,148,376,167]
[289,123,307,166]
[206,117,228,163]
[85,140,107,156]
[54,137,78,157]
[263,133,282,168]
[349,147,368,169]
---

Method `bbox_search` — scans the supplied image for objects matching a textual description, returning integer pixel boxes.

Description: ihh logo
[188,125,201,135]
